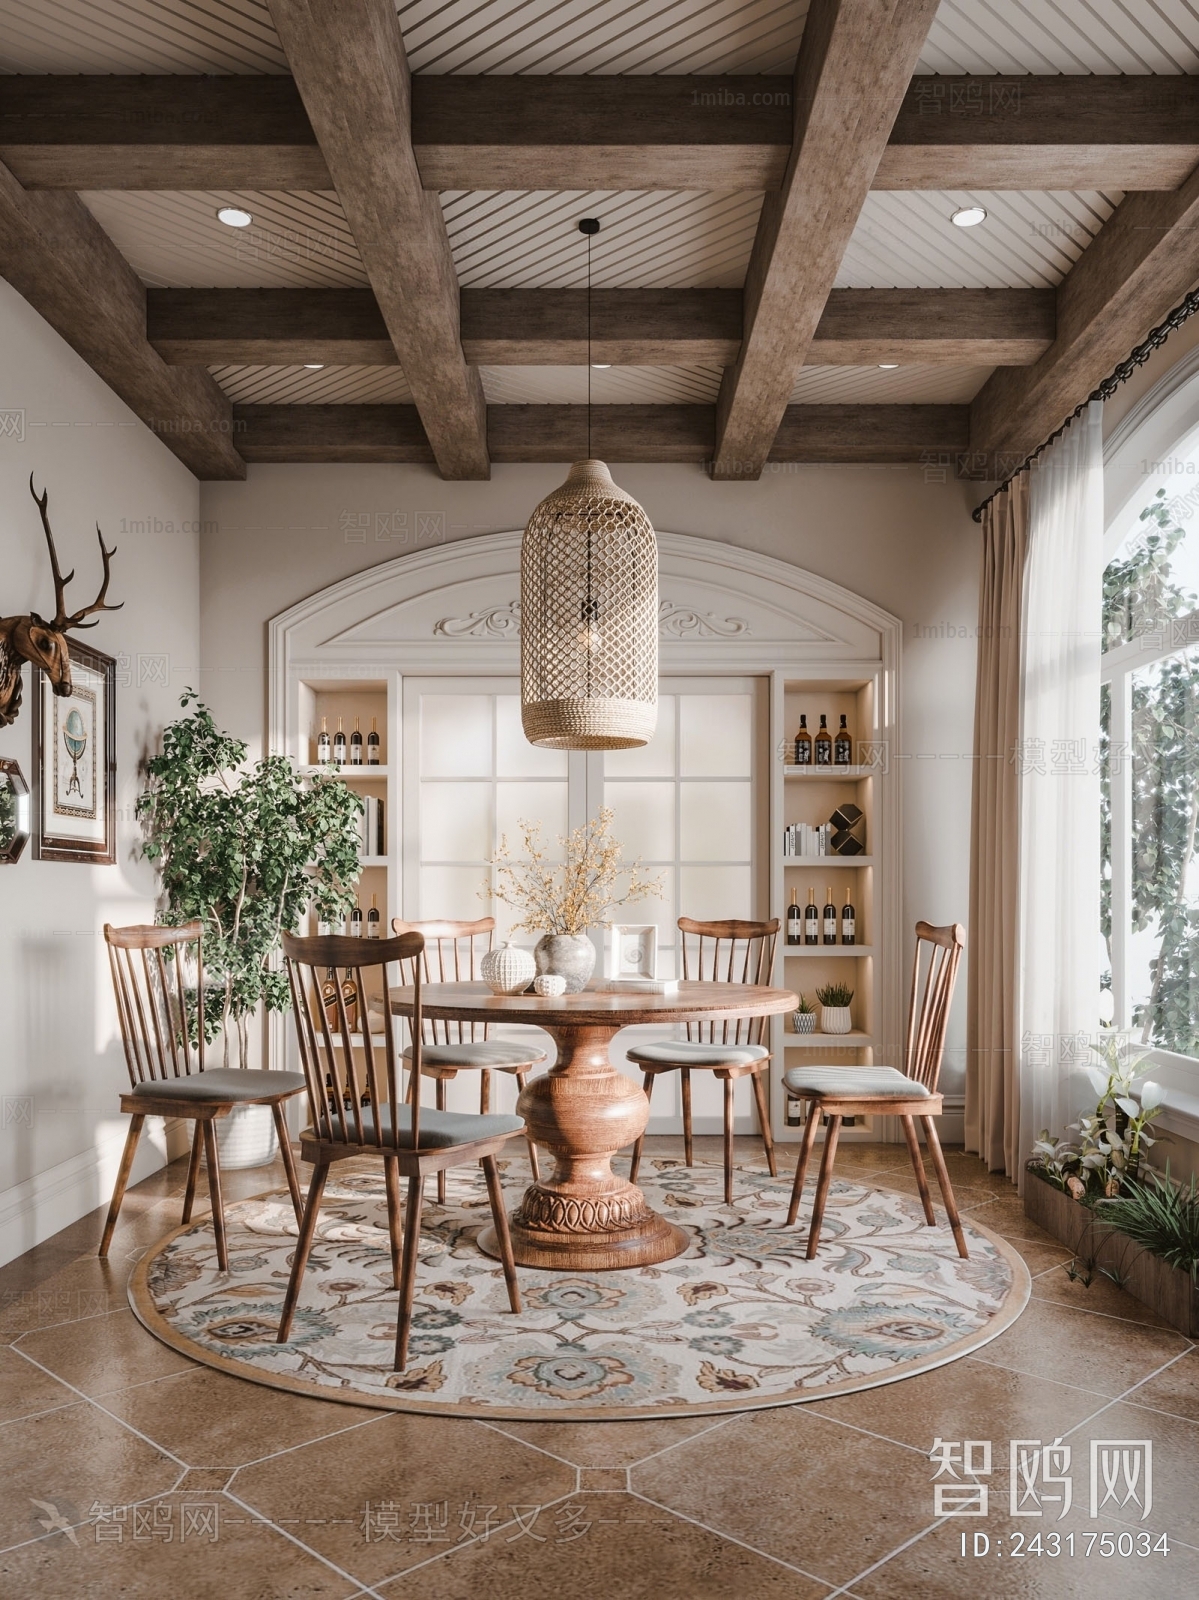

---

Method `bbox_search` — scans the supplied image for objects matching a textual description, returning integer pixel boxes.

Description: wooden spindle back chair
[101,922,306,1269]
[392,916,546,1196]
[278,931,524,1370]
[628,918,780,1204]
[784,921,968,1258]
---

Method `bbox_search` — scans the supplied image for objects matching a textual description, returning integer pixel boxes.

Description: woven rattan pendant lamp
[520,220,658,750]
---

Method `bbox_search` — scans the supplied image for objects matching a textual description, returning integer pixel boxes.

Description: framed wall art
[33,643,116,863]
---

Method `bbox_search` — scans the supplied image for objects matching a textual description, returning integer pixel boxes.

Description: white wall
[199,460,981,1112]
[0,280,201,1265]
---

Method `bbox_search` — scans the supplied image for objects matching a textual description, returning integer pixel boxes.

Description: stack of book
[783,822,830,857]
[360,795,385,857]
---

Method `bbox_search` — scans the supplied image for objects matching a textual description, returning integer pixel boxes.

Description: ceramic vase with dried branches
[483,806,663,992]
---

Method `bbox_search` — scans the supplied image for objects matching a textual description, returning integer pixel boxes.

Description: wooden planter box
[1024,1169,1199,1337]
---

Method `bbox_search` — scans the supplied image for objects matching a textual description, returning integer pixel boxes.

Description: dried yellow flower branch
[480,806,665,936]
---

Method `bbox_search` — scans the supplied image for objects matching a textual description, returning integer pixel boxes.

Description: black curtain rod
[971,282,1199,524]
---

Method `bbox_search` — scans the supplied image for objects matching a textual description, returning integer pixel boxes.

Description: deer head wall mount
[0,477,122,727]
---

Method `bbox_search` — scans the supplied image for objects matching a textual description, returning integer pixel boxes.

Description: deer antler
[28,475,123,631]
[29,475,74,627]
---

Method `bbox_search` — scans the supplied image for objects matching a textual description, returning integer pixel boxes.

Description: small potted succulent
[816,981,854,1035]
[791,994,817,1034]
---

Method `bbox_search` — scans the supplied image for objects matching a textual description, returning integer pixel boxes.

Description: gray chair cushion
[130,1068,307,1103]
[782,1065,931,1098]
[306,1104,525,1149]
[405,1042,547,1069]
[627,1040,769,1068]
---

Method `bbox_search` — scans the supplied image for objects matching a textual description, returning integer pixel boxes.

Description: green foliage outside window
[1102,489,1199,1055]
[137,691,362,1066]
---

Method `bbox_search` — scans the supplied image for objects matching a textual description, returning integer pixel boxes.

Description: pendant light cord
[587,228,592,458]
[579,216,600,460]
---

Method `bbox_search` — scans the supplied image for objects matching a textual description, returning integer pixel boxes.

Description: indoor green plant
[138,693,362,1158]
[816,981,854,1035]
[791,994,817,1034]
[1029,1034,1162,1199]
[482,806,663,992]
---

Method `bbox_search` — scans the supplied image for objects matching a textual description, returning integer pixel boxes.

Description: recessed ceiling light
[591,363,611,370]
[878,363,899,370]
[951,205,987,228]
[216,206,253,228]
[303,363,325,370]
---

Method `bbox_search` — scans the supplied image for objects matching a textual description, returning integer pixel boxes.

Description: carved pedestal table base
[388,982,797,1273]
[480,1022,686,1269]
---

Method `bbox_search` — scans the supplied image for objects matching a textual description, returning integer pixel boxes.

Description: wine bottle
[332,716,347,766]
[316,717,331,765]
[814,715,832,766]
[349,901,363,937]
[367,893,380,939]
[823,886,837,945]
[787,892,802,946]
[349,716,363,766]
[841,892,856,946]
[794,715,812,766]
[366,716,381,765]
[804,888,819,945]
[834,713,852,766]
[785,1094,804,1128]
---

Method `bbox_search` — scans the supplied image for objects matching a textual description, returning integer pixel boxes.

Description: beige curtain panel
[966,475,1028,1177]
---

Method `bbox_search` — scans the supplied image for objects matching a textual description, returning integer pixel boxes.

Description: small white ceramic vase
[820,1005,853,1035]
[479,941,536,995]
[533,973,567,997]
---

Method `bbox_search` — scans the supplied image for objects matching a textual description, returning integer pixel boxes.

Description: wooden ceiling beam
[265,0,488,479]
[148,285,1053,368]
[0,158,244,479]
[232,401,968,465]
[2,74,1195,194]
[971,163,1199,470]
[712,0,941,482]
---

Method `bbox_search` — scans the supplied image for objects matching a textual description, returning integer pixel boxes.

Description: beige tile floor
[1,1138,1196,1599]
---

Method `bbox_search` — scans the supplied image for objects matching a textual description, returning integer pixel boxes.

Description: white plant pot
[820,1005,853,1036]
[480,941,536,995]
[215,1102,279,1169]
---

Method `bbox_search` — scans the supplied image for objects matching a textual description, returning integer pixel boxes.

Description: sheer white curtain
[1016,400,1104,1188]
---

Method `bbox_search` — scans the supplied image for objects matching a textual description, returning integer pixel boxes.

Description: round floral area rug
[129,1158,1030,1420]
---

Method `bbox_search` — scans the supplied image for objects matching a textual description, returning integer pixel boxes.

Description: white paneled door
[401,676,766,1129]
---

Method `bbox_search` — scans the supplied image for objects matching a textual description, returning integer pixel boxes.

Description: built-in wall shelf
[784,766,876,780]
[785,1032,874,1047]
[358,855,387,868]
[300,765,387,782]
[784,855,875,866]
[772,668,897,1145]
[784,946,874,958]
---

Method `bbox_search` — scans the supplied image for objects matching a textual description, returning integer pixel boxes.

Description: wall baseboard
[0,1118,186,1269]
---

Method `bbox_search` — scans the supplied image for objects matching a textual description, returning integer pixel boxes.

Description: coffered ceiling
[1,0,1197,481]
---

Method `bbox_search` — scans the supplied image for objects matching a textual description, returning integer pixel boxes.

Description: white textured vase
[820,1005,853,1036]
[792,1011,817,1034]
[533,973,567,997]
[479,941,536,995]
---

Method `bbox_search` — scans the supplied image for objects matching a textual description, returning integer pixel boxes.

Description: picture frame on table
[33,642,116,864]
[604,923,658,981]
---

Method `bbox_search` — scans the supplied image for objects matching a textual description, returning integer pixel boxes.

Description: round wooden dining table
[388,980,797,1271]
